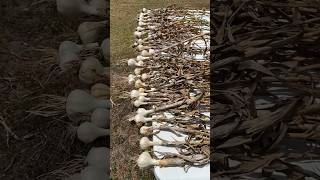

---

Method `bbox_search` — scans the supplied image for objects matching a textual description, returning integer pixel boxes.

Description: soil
[0,1,108,179]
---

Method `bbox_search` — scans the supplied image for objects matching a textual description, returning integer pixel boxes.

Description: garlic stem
[137,151,185,169]
[133,99,161,107]
[136,108,155,116]
[139,137,209,150]
[128,59,144,67]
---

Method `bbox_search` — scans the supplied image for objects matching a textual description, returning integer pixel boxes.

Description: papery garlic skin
[85,147,110,174]
[80,166,108,180]
[139,137,152,150]
[137,151,158,169]
[77,122,109,144]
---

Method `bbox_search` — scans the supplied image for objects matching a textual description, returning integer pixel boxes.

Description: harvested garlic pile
[56,0,110,179]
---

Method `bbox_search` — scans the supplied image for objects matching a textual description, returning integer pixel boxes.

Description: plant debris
[212,0,320,179]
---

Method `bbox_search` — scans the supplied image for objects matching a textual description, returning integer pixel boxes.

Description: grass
[110,0,209,179]
[110,0,210,60]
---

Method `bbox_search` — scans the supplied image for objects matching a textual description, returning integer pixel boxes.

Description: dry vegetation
[110,0,209,179]
[0,1,107,179]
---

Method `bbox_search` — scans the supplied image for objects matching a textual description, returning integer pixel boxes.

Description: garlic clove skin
[91,108,109,128]
[137,151,158,169]
[80,166,109,180]
[77,122,109,144]
[85,147,110,174]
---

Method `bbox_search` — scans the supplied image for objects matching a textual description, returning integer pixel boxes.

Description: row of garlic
[127,8,167,169]
[56,0,110,179]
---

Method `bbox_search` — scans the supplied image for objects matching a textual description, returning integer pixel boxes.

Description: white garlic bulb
[80,166,109,180]
[77,122,109,144]
[85,147,110,174]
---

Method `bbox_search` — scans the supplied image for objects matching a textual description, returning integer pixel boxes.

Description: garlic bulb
[137,45,151,51]
[85,147,110,173]
[139,137,153,149]
[140,125,154,134]
[139,87,157,93]
[80,166,109,180]
[57,0,103,16]
[101,38,110,65]
[137,151,158,169]
[66,89,111,116]
[78,21,107,44]
[128,59,144,67]
[141,73,149,80]
[130,90,147,98]
[91,108,109,128]
[91,83,109,98]
[134,31,147,38]
[77,122,109,144]
[58,41,82,71]
[128,74,136,85]
[135,79,147,88]
[136,108,154,116]
[88,0,107,16]
[79,57,109,84]
[137,151,185,169]
[134,99,147,107]
[141,49,155,57]
[134,68,144,75]
[137,55,149,61]
[138,21,147,27]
